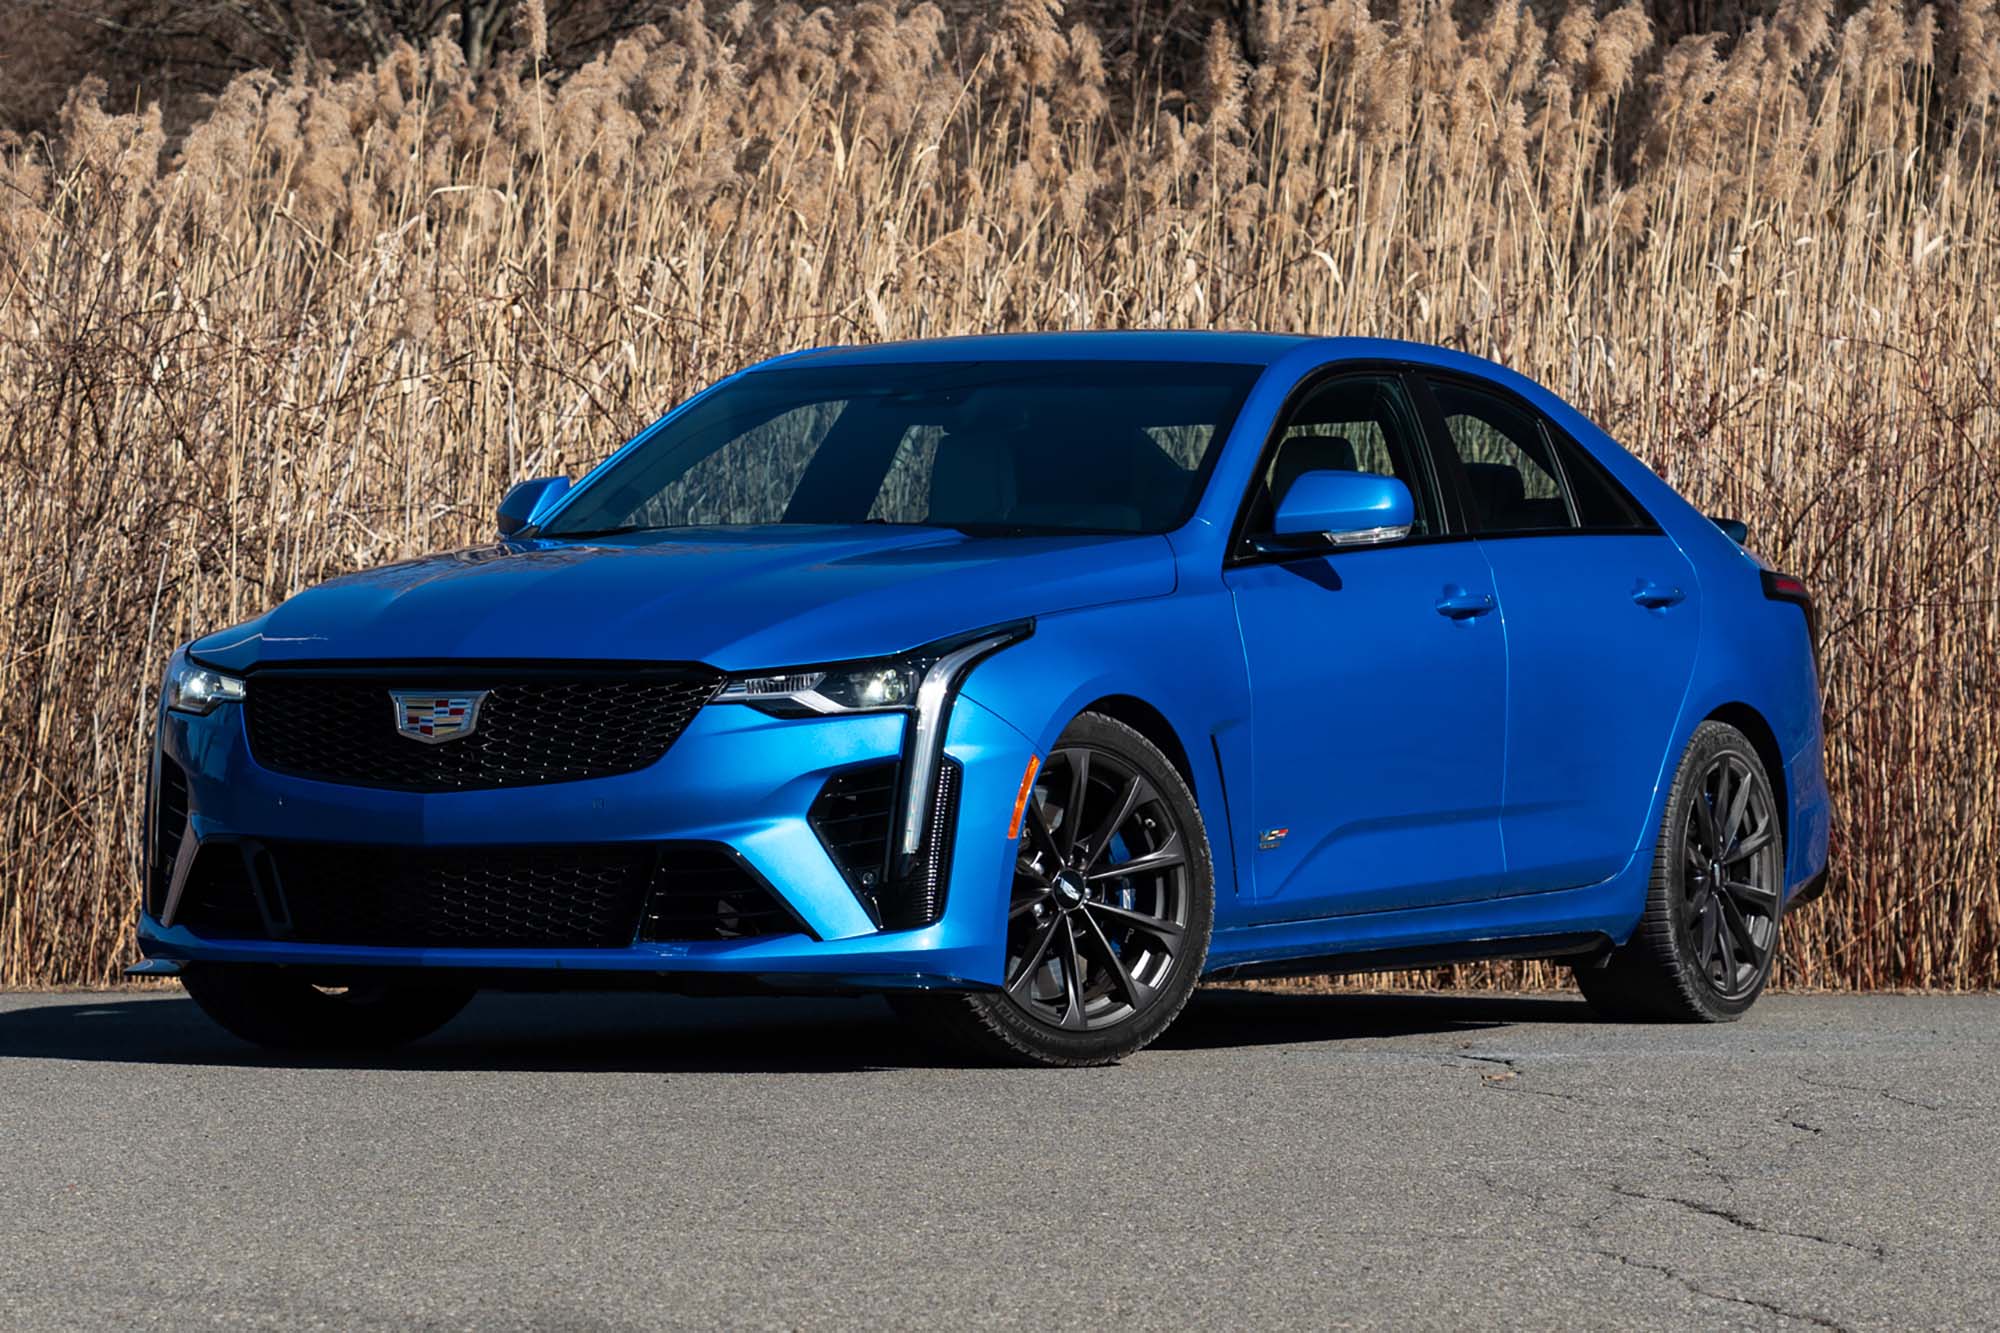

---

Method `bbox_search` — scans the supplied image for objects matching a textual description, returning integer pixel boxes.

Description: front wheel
[895,712,1214,1066]
[180,964,477,1051]
[1574,720,1785,1022]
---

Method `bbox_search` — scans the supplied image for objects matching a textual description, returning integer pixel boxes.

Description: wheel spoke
[1078,908,1152,1009]
[1058,919,1088,1030]
[1685,883,1708,927]
[1058,748,1091,857]
[1724,877,1780,913]
[1085,832,1184,884]
[1714,898,1741,983]
[1720,767,1754,858]
[1085,775,1153,869]
[1723,824,1775,864]
[1021,789,1064,870]
[1008,887,1051,920]
[1090,900,1185,947]
[1690,787,1720,857]
[1716,887,1761,962]
[1696,897,1720,969]
[1005,916,1063,998]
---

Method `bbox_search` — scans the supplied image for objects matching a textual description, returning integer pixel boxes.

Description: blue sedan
[141,333,1829,1065]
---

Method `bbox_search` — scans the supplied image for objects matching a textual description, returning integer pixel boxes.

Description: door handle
[1435,588,1496,620]
[1632,580,1686,609]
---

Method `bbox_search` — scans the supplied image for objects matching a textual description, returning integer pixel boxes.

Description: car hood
[190,526,1177,672]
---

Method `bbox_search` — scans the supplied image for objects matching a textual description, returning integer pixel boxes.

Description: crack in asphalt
[1593,1248,1850,1330]
[1798,1074,1945,1113]
[1609,1185,1887,1261]
[1441,1050,1611,1107]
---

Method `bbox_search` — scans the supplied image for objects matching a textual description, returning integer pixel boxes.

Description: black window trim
[1408,368,1664,540]
[1223,362,1467,569]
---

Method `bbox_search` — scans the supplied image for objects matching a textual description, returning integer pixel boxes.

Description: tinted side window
[1427,379,1575,533]
[1243,375,1438,542]
[1545,429,1654,530]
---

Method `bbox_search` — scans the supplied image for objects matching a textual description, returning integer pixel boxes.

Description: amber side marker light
[1007,754,1042,839]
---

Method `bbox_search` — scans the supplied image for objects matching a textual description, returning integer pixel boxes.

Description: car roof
[756,331,1522,377]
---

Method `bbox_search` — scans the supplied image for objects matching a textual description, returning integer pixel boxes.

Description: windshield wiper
[540,524,660,540]
[941,521,1120,537]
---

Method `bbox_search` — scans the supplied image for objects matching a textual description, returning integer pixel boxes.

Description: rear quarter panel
[1535,403,1831,904]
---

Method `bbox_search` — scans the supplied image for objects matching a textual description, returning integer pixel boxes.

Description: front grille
[808,762,898,897]
[244,666,721,791]
[147,757,191,916]
[173,839,805,948]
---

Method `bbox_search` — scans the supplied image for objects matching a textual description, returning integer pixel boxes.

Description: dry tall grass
[2,0,1996,989]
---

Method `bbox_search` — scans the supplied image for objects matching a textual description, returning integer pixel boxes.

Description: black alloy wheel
[892,712,1213,1065]
[1575,720,1784,1022]
[1005,740,1193,1031]
[1679,749,1782,1000]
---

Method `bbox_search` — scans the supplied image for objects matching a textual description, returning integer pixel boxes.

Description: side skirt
[1205,932,1610,983]
[1203,879,1642,981]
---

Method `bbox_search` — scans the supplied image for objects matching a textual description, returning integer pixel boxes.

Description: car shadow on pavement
[1162,987,1589,1050]
[0,986,1592,1073]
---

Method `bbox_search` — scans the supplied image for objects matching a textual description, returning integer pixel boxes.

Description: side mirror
[496,477,571,539]
[1710,515,1749,545]
[1269,470,1414,548]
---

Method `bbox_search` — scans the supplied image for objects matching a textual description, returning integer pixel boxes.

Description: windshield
[537,360,1263,538]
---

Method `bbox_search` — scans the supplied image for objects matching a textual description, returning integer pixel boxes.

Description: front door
[1224,373,1510,921]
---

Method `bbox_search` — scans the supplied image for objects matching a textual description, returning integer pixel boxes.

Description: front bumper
[137,691,1037,989]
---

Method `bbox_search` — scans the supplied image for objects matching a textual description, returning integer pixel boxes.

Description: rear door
[1416,373,1701,892]
[1224,372,1509,920]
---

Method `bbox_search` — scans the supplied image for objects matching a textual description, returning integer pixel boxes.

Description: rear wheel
[1574,720,1784,1022]
[895,712,1213,1066]
[180,964,476,1051]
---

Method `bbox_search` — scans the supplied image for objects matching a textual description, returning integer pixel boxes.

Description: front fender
[958,586,1254,911]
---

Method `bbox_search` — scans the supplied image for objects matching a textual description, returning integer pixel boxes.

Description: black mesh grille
[244,666,721,791]
[273,842,654,947]
[808,762,898,896]
[172,839,804,948]
[174,844,265,935]
[638,843,806,942]
[147,757,191,917]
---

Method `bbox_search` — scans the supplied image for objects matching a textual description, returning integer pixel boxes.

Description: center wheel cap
[1052,871,1087,910]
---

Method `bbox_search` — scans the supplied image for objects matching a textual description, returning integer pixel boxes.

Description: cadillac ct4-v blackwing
[141,333,1829,1065]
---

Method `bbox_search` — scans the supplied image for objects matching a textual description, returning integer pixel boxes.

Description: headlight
[714,662,922,717]
[165,656,247,714]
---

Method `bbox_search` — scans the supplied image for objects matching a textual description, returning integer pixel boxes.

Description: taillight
[1761,570,1819,665]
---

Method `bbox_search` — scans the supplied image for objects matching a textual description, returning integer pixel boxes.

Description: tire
[1574,720,1785,1022]
[180,964,477,1051]
[893,712,1215,1067]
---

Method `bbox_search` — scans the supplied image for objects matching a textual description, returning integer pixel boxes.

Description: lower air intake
[172,840,807,948]
[147,758,191,917]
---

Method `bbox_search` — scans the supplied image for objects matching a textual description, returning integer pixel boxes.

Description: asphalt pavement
[2,987,1995,1330]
